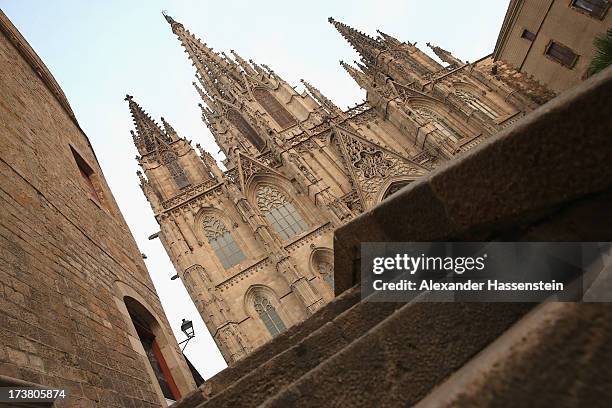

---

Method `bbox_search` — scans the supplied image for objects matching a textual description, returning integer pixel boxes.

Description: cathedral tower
[129,14,550,364]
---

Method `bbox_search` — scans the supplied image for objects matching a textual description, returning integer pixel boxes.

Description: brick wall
[0,12,194,408]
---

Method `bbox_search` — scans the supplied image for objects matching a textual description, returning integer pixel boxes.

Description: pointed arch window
[256,186,308,240]
[227,109,265,151]
[253,294,286,337]
[253,88,296,129]
[202,216,246,269]
[318,261,334,289]
[161,151,190,189]
[455,90,500,119]
[414,107,464,142]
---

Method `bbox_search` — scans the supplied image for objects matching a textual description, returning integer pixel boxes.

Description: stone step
[171,284,362,408]
[196,296,404,408]
[260,301,533,408]
[414,302,612,408]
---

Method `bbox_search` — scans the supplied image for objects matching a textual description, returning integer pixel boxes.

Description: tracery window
[454,90,500,119]
[318,261,334,289]
[256,186,308,240]
[414,107,464,142]
[227,109,265,151]
[202,216,245,269]
[161,151,190,189]
[253,294,286,337]
[253,88,296,129]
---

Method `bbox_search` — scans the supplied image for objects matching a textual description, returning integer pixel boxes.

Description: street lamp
[178,319,195,351]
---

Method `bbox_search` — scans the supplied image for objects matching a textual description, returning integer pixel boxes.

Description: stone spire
[125,94,171,155]
[301,79,344,117]
[164,12,245,107]
[340,61,373,90]
[376,30,402,47]
[328,17,384,65]
[160,117,179,140]
[230,49,257,76]
[426,42,464,67]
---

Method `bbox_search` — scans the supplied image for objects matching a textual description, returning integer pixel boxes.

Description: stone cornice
[284,222,333,253]
[216,256,271,291]
[160,179,223,211]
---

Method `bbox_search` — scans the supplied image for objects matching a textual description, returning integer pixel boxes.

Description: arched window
[202,216,246,269]
[161,151,190,189]
[226,109,265,151]
[455,90,499,119]
[256,185,308,240]
[253,88,296,129]
[311,248,334,290]
[414,107,463,142]
[253,294,286,337]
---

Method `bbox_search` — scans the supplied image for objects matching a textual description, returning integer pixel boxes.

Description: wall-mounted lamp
[178,318,195,351]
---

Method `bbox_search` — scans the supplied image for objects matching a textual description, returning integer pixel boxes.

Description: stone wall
[0,11,194,407]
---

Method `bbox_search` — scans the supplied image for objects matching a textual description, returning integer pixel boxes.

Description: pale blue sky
[1,0,509,378]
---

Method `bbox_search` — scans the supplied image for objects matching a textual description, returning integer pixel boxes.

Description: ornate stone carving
[256,185,290,213]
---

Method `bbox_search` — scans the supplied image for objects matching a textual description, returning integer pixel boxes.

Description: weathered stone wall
[0,11,194,407]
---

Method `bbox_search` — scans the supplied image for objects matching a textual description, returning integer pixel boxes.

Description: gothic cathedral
[126,14,553,364]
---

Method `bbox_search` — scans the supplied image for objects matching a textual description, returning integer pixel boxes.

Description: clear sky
[1,0,509,379]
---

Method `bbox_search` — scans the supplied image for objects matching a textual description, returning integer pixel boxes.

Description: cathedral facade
[127,14,553,365]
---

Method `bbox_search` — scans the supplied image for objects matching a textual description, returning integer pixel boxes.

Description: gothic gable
[236,152,284,192]
[331,124,427,209]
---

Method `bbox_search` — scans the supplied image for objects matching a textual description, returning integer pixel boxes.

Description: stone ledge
[334,66,612,295]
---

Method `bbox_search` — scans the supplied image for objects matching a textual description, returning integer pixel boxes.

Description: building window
[253,88,296,129]
[226,109,265,151]
[571,0,609,19]
[253,295,286,337]
[318,261,334,289]
[161,151,190,189]
[455,90,500,119]
[414,107,464,142]
[202,216,246,269]
[70,146,103,204]
[256,185,308,240]
[545,41,579,68]
[521,29,536,41]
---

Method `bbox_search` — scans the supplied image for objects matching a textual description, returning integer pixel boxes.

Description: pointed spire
[162,11,182,32]
[196,143,224,180]
[125,94,170,154]
[376,30,402,47]
[426,42,463,67]
[328,17,384,65]
[193,79,218,111]
[301,79,344,117]
[164,13,245,104]
[340,61,372,90]
[160,117,179,141]
[230,49,257,76]
[248,59,265,76]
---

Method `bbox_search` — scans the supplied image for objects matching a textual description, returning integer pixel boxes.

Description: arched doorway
[125,297,182,403]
